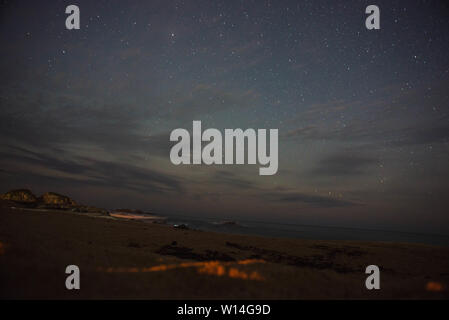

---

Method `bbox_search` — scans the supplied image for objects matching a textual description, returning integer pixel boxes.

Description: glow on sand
[97,259,265,280]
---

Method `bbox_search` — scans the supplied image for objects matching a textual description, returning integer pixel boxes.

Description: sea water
[160,214,449,247]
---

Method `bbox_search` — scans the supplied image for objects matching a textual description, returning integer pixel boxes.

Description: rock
[1,188,110,214]
[38,192,77,207]
[173,224,189,230]
[2,189,37,203]
[85,206,109,215]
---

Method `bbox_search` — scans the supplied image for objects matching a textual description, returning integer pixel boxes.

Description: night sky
[1,0,449,234]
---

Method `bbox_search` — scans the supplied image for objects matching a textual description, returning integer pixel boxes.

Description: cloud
[311,152,378,177]
[0,146,182,194]
[170,83,260,117]
[0,88,175,158]
[262,191,356,207]
[282,119,380,142]
[388,122,449,147]
[284,116,449,149]
[284,125,318,138]
[211,170,255,189]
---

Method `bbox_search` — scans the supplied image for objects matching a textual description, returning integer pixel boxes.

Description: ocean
[158,214,449,247]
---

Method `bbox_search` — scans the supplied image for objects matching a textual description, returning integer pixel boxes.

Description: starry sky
[1,0,449,234]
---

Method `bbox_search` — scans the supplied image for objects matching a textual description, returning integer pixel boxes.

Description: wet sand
[1,205,448,299]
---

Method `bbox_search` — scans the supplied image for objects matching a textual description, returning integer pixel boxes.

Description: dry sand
[1,205,448,299]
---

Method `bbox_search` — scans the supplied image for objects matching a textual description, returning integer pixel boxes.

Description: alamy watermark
[65,265,80,290]
[65,4,380,30]
[365,265,380,290]
[170,121,278,175]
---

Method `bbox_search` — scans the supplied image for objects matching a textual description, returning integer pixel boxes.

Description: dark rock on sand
[225,241,358,273]
[156,244,235,261]
[173,224,189,230]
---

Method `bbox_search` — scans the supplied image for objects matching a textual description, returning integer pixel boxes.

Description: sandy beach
[1,204,448,299]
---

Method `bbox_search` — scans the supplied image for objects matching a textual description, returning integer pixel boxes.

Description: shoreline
[6,199,449,247]
[155,212,449,247]
[1,206,449,299]
[9,205,449,248]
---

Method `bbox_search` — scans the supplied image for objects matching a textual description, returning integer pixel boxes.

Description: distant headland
[1,189,109,215]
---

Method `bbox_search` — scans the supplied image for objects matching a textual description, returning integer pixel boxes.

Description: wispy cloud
[310,152,378,177]
[261,191,356,208]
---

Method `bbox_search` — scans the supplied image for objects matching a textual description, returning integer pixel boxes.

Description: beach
[1,205,448,299]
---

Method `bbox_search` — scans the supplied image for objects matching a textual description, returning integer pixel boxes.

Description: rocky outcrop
[38,192,77,207]
[1,189,108,215]
[1,189,37,203]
